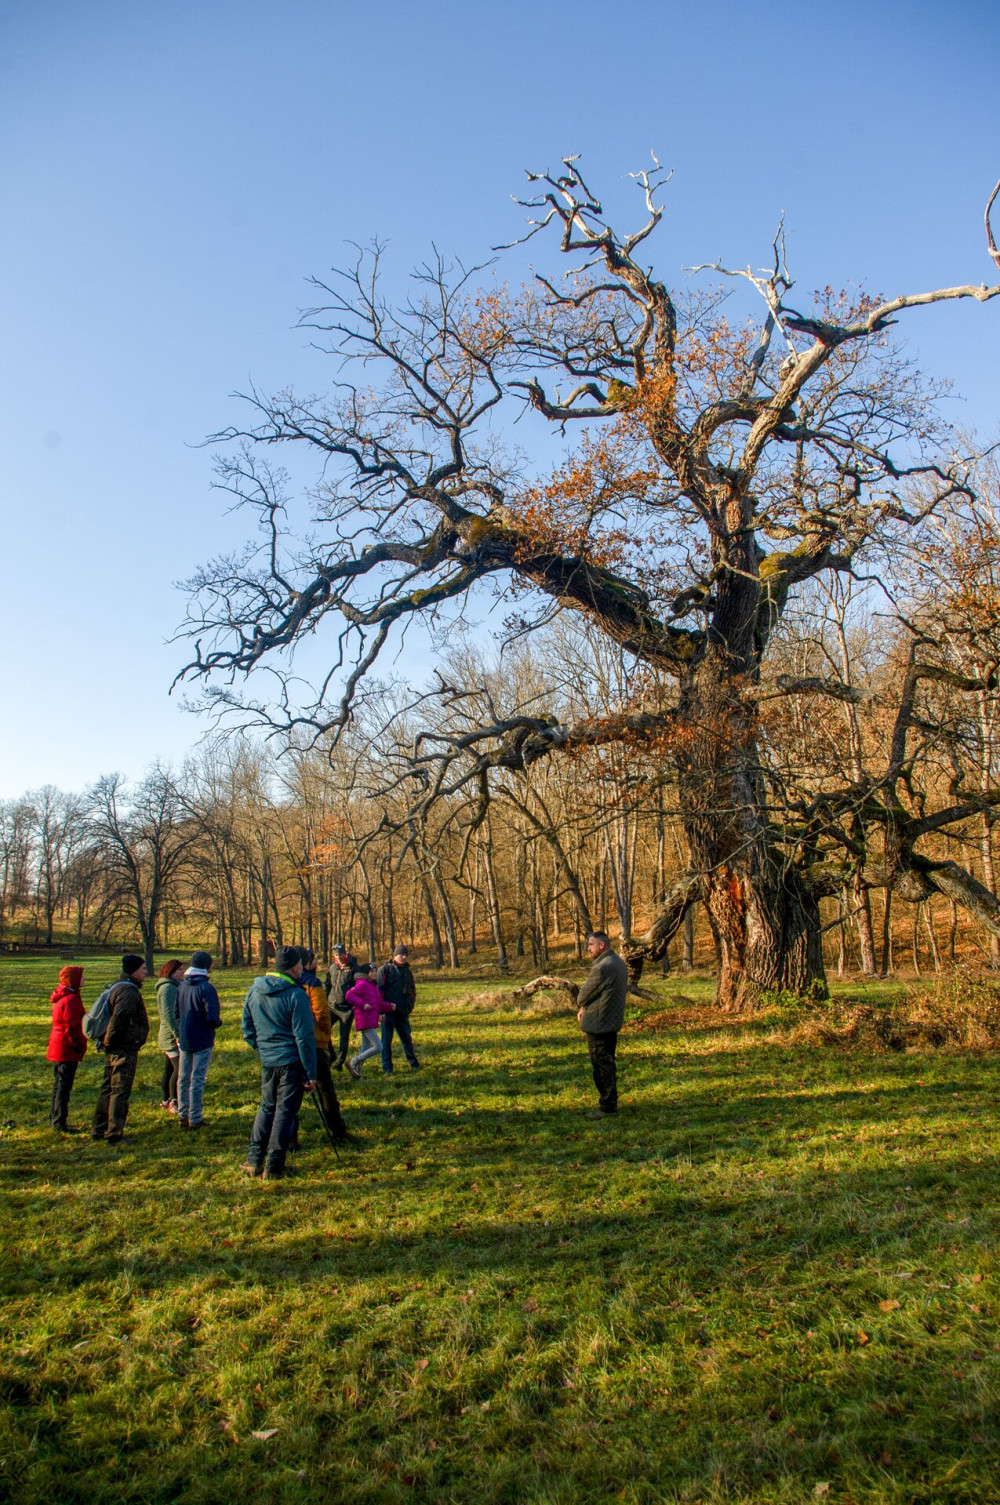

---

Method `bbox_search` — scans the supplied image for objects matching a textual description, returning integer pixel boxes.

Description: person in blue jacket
[240,945,317,1180]
[175,950,221,1130]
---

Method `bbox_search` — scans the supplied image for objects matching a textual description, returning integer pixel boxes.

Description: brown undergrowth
[768,972,1000,1052]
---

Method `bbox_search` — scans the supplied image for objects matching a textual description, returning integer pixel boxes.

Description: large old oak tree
[181,162,1000,1008]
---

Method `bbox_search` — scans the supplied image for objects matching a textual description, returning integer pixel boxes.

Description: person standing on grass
[92,954,149,1144]
[176,951,221,1130]
[299,947,352,1143]
[325,943,357,1071]
[47,965,87,1133]
[575,930,629,1119]
[377,944,421,1073]
[240,945,317,1180]
[345,963,395,1078]
[156,959,183,1114]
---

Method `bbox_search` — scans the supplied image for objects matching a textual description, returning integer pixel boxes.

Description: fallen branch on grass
[510,975,580,1005]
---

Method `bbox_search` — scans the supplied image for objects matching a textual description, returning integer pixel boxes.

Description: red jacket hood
[56,966,84,993]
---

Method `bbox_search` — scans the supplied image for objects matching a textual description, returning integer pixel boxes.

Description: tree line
[7,546,1000,989]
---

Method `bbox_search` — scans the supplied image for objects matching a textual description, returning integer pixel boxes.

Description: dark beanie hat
[190,950,213,970]
[122,953,144,976]
[275,945,301,974]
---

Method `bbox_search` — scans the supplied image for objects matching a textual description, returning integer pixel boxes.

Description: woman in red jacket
[47,965,87,1133]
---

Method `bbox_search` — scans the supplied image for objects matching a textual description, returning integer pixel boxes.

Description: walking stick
[307,1086,341,1161]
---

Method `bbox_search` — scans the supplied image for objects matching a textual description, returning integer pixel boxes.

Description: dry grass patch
[769,972,1000,1052]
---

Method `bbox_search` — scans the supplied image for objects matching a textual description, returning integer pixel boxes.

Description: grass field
[0,954,997,1504]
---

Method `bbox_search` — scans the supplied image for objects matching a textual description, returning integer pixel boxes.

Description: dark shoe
[56,1124,82,1135]
[408,1061,422,1071]
[346,1061,361,1080]
[334,1132,363,1149]
[188,1121,204,1131]
[179,1117,190,1129]
[239,1160,262,1177]
[585,1109,617,1120]
[91,1132,105,1141]
[332,1061,344,1072]
[263,1164,295,1181]
[104,1134,124,1144]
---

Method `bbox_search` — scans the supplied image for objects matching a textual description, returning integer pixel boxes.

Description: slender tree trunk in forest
[431,869,459,968]
[482,826,508,972]
[419,872,444,968]
[982,812,1000,967]
[880,890,893,978]
[515,844,526,958]
[924,901,942,972]
[853,875,878,977]
[468,842,479,956]
[384,860,396,955]
[682,906,694,971]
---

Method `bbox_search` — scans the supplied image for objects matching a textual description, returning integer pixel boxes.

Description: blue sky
[2,0,998,796]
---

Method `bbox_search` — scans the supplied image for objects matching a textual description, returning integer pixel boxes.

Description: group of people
[43,940,423,1173]
[44,928,628,1175]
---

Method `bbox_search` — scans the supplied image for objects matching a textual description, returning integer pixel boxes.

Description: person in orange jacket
[298,948,353,1144]
[46,965,87,1133]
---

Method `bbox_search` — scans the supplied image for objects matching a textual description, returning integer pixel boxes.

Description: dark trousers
[92,1052,139,1139]
[161,1052,179,1104]
[314,1049,348,1138]
[248,1063,306,1173]
[50,1061,78,1128]
[332,1013,352,1067]
[585,1030,618,1113]
[381,1010,419,1072]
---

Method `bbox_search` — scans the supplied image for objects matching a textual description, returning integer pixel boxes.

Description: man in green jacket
[576,931,629,1119]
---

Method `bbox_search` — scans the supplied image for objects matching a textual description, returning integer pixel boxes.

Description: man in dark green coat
[576,931,628,1118]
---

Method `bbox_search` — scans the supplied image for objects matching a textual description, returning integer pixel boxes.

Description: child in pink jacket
[345,964,395,1078]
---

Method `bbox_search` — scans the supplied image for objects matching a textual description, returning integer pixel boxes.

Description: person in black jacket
[325,944,357,1071]
[575,931,629,1119]
[377,945,421,1073]
[92,953,150,1143]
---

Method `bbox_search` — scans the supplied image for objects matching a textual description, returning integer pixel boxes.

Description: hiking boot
[54,1124,82,1135]
[408,1060,422,1071]
[263,1164,296,1181]
[346,1060,361,1080]
[178,1117,190,1129]
[585,1109,617,1120]
[104,1134,124,1144]
[239,1160,262,1177]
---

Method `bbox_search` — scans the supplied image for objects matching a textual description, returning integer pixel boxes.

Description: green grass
[0,955,997,1504]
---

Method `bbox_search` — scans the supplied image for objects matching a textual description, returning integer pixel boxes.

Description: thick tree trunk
[699,861,825,1008]
[676,658,827,1010]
